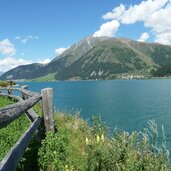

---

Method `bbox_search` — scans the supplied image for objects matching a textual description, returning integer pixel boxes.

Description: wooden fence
[0,86,54,171]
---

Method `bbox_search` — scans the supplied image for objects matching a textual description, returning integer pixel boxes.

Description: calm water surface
[19,80,171,141]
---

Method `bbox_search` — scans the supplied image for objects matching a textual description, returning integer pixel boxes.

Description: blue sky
[0,0,171,72]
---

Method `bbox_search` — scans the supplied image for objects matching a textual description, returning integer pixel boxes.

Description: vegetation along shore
[0,95,170,171]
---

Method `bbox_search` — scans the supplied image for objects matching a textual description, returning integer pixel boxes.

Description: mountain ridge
[1,36,171,80]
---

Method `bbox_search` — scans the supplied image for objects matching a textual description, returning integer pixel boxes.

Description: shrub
[86,119,170,171]
[0,80,16,87]
[38,113,90,171]
[0,97,38,170]
[0,97,170,170]
[0,97,30,161]
[38,128,69,171]
[38,114,170,171]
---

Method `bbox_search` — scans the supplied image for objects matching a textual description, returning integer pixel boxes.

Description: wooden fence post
[7,87,12,95]
[7,89,12,95]
[41,88,54,132]
[21,85,28,100]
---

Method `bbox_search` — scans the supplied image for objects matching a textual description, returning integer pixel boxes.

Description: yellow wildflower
[101,134,104,142]
[86,137,89,145]
[65,165,69,171]
[97,135,100,143]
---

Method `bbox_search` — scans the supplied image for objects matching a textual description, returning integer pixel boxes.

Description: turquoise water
[19,80,171,140]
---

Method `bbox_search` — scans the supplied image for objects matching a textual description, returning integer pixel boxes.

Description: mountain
[0,72,4,76]
[1,36,171,80]
[52,36,110,63]
[38,36,110,75]
[0,63,44,80]
[0,36,110,80]
[54,38,171,80]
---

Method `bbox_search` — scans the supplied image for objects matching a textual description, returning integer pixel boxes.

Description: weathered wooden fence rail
[0,86,54,171]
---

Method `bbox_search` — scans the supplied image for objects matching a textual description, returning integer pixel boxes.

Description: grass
[0,97,43,170]
[0,96,171,170]
[0,97,30,161]
[30,73,56,82]
[0,80,16,87]
[38,114,171,171]
[0,80,8,87]
[38,113,91,170]
[0,96,14,107]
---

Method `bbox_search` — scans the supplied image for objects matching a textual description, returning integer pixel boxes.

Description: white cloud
[0,57,32,72]
[104,0,168,24]
[144,2,171,44]
[120,0,168,24]
[154,32,171,45]
[0,57,51,72]
[137,32,149,42]
[38,58,51,64]
[0,36,50,72]
[145,4,171,33]
[103,4,126,20]
[27,35,39,39]
[93,20,120,37]
[21,35,39,44]
[0,39,16,56]
[55,47,68,56]
[100,0,171,44]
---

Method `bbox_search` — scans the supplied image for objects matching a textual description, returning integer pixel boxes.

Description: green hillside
[55,39,171,80]
[1,37,171,81]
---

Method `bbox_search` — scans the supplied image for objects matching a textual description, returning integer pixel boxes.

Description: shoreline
[14,76,171,83]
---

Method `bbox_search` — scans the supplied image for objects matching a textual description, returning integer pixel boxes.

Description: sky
[0,0,171,72]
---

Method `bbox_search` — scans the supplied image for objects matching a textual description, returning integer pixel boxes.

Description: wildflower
[101,134,104,142]
[65,165,69,171]
[65,164,73,171]
[97,135,100,143]
[70,165,74,171]
[86,137,89,145]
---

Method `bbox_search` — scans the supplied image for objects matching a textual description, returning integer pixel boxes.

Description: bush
[0,98,29,160]
[38,114,170,171]
[151,66,171,77]
[85,119,170,171]
[38,128,69,170]
[38,113,90,171]
[0,97,30,160]
[0,80,16,87]
[0,97,38,170]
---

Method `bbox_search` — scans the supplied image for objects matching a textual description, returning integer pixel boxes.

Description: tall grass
[0,97,30,161]
[0,80,16,87]
[38,114,170,171]
[0,97,170,170]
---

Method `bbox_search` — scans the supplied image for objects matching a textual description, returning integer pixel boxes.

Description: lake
[19,80,171,141]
